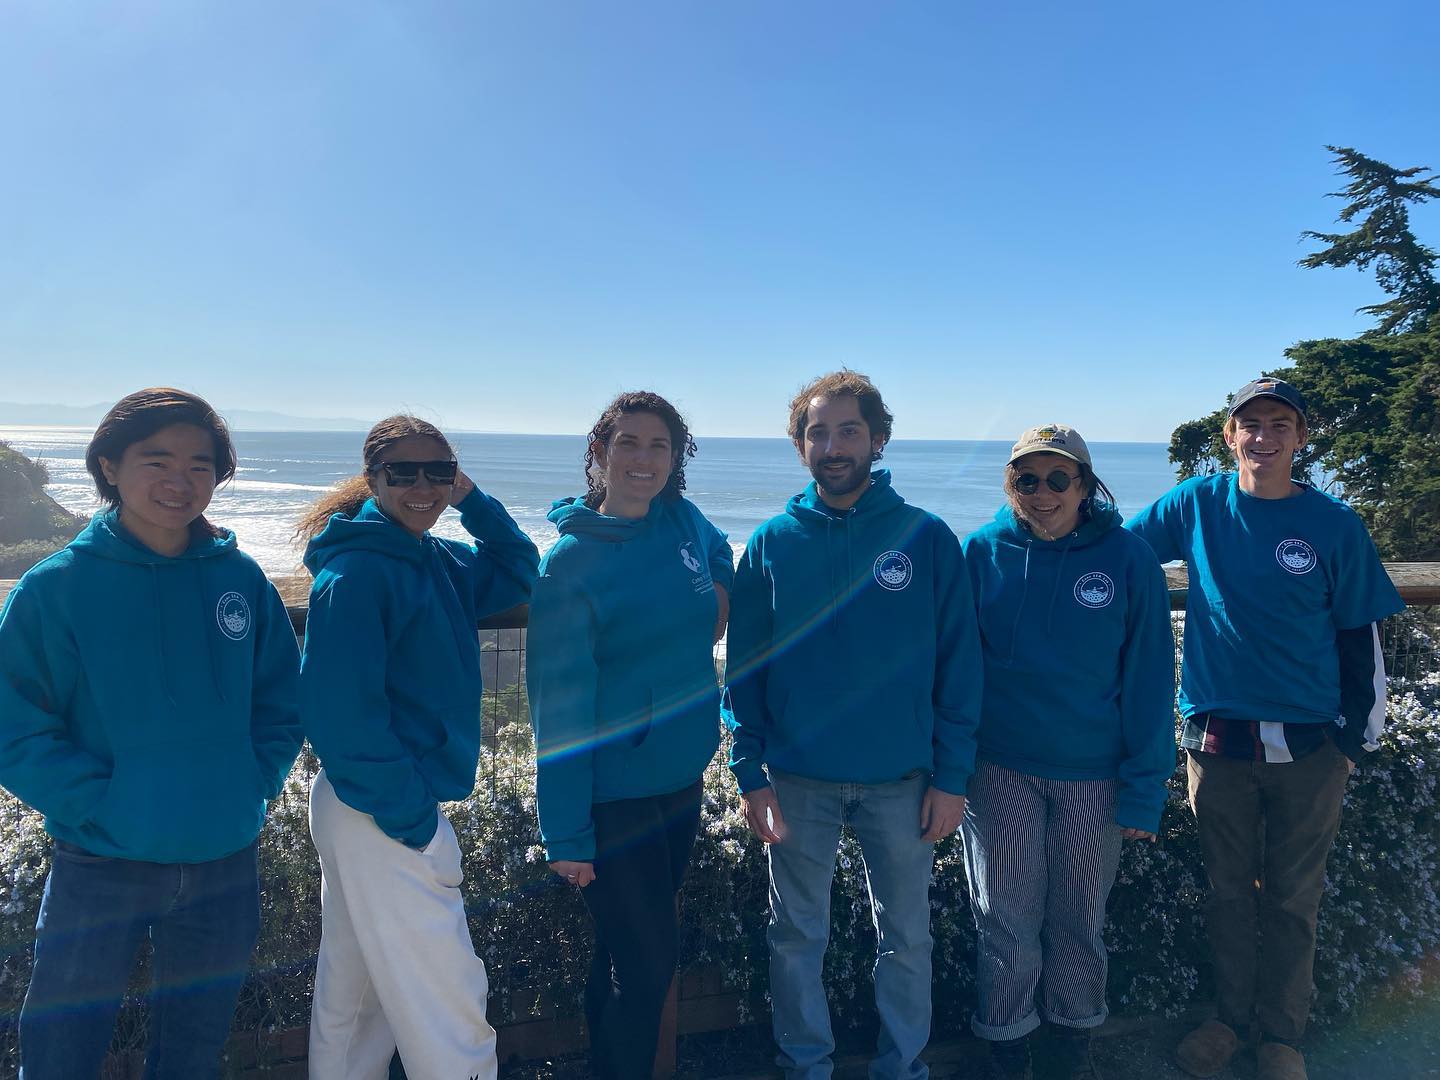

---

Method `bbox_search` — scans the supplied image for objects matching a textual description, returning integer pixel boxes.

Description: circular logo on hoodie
[1074,572,1115,609]
[1276,538,1317,575]
[216,591,251,641]
[873,551,913,591]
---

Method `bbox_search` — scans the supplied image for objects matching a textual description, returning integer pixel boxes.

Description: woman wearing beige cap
[958,424,1176,1079]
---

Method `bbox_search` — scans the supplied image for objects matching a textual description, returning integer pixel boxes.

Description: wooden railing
[7,564,1435,629]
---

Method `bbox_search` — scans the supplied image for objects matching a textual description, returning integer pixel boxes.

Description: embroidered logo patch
[1073,571,1115,609]
[679,541,714,594]
[679,541,702,574]
[216,591,251,641]
[873,551,913,591]
[1276,538,1317,575]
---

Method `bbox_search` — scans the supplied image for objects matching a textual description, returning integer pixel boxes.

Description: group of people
[0,370,1401,1080]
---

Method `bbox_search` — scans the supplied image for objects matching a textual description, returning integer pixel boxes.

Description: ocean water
[1,427,1181,575]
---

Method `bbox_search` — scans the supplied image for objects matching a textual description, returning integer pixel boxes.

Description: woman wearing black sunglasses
[293,414,539,1080]
[958,425,1175,1080]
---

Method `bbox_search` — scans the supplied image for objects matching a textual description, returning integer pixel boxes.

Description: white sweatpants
[307,770,497,1080]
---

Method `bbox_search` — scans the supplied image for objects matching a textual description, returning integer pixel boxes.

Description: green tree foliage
[1170,322,1440,560]
[1300,145,1440,335]
[1170,147,1440,560]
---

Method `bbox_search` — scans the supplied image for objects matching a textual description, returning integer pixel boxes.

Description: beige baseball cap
[1008,423,1092,467]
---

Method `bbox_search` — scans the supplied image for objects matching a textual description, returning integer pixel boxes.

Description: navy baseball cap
[1228,377,1307,420]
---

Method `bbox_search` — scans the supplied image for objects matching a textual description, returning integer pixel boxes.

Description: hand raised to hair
[449,467,475,507]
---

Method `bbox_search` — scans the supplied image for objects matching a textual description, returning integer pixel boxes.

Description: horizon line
[0,423,1171,446]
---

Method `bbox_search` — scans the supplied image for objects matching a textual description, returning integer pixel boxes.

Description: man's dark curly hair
[583,390,698,508]
[787,369,893,462]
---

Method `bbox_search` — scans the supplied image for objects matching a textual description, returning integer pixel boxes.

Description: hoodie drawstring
[150,565,177,707]
[825,519,838,632]
[1007,542,1031,663]
[1046,541,1072,636]
[845,511,854,627]
[201,561,227,703]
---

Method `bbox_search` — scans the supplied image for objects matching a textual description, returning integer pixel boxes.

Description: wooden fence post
[653,975,680,1078]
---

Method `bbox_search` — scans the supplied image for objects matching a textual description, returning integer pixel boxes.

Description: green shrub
[0,539,76,579]
[0,665,1438,1069]
[0,443,49,490]
[0,441,86,567]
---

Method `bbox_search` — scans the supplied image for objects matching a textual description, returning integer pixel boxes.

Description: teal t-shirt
[1126,473,1403,726]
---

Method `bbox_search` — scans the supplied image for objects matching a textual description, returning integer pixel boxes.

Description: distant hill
[0,401,369,431]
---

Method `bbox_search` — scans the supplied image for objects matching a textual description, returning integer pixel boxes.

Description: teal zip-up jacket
[0,511,302,863]
[300,489,539,847]
[722,470,982,796]
[527,495,733,862]
[961,505,1176,833]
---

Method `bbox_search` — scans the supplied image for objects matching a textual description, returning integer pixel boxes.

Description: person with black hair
[527,391,733,1080]
[0,388,303,1079]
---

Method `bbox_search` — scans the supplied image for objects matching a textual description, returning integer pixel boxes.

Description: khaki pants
[1185,741,1350,1042]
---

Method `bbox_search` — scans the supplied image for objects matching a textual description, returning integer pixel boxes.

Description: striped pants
[960,761,1122,1041]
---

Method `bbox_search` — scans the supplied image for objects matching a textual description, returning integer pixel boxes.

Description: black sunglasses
[368,459,458,487]
[1014,468,1080,495]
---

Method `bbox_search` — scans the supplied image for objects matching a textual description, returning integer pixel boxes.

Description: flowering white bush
[0,669,1437,1067]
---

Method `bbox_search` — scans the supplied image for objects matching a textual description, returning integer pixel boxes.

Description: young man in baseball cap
[1127,377,1403,1080]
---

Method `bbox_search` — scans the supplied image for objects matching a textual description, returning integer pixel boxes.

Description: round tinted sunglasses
[1014,468,1080,495]
[368,460,458,487]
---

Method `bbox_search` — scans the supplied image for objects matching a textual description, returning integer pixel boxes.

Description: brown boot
[1175,1019,1240,1078]
[1256,1041,1307,1080]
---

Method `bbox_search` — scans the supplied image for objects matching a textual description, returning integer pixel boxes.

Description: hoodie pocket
[81,738,266,862]
[597,685,720,792]
[250,754,272,800]
[764,682,791,725]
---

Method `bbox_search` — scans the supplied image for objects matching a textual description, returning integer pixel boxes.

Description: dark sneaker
[983,1035,1033,1080]
[1048,1028,1101,1080]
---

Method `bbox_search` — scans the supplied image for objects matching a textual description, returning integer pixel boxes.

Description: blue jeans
[767,769,935,1080]
[19,839,261,1080]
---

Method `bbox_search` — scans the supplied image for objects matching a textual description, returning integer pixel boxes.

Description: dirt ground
[500,989,1440,1079]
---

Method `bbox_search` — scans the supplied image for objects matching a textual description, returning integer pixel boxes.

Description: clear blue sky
[2,1,1437,440]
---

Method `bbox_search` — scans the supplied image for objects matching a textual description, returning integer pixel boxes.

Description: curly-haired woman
[527,391,734,1080]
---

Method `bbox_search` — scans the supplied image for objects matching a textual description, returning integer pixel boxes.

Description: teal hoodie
[300,489,539,847]
[527,495,733,862]
[722,470,982,796]
[961,505,1176,832]
[0,511,302,863]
